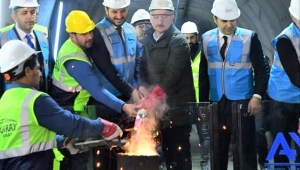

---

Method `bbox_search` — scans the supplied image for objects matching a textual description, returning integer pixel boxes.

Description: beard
[190,43,198,53]
[107,16,127,27]
[189,43,198,60]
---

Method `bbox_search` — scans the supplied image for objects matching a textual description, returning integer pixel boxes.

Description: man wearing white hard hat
[131,9,151,42]
[181,21,210,170]
[138,0,196,169]
[199,0,267,169]
[89,0,143,104]
[0,0,53,98]
[0,40,122,170]
[88,0,142,169]
[267,0,300,169]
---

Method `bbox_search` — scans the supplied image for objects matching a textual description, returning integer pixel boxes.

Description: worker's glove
[100,118,123,140]
[139,86,167,110]
[63,138,89,154]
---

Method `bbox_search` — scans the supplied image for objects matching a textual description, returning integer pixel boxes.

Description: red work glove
[100,118,123,140]
[139,86,167,109]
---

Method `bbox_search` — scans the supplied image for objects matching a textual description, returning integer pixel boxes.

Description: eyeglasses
[150,14,173,20]
[136,23,152,29]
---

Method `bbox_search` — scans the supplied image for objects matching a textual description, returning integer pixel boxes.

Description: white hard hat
[0,40,40,73]
[149,0,174,11]
[289,0,300,20]
[131,9,150,25]
[9,0,39,9]
[181,21,199,34]
[211,0,240,20]
[103,0,130,9]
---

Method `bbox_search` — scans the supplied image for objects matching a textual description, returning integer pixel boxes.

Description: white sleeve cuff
[253,94,262,100]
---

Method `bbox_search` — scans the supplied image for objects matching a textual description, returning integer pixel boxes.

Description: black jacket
[276,35,300,88]
[88,28,141,101]
[139,24,196,105]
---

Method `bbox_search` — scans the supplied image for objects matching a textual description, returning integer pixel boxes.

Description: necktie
[25,34,35,49]
[116,27,123,40]
[220,36,228,61]
[116,27,127,55]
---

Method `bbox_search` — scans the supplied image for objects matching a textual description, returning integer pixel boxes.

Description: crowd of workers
[0,0,299,170]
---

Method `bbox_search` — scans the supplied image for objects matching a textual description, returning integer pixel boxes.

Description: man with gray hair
[138,0,196,169]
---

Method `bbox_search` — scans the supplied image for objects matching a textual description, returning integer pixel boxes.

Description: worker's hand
[248,97,261,116]
[63,138,88,154]
[122,103,138,117]
[131,88,142,103]
[100,118,123,140]
[138,86,149,99]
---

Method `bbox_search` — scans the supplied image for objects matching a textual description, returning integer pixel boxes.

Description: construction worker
[89,0,144,107]
[138,0,196,169]
[181,21,210,170]
[0,0,53,98]
[0,40,122,170]
[131,9,151,42]
[87,1,143,169]
[199,0,267,169]
[51,10,137,170]
[267,0,300,169]
[130,9,151,97]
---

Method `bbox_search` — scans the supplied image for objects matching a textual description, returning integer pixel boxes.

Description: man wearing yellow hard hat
[0,0,53,98]
[51,10,138,170]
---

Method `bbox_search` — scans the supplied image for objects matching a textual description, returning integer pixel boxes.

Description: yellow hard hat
[65,10,95,34]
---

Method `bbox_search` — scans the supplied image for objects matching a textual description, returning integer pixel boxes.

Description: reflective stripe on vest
[53,148,64,170]
[94,18,136,96]
[52,40,91,92]
[52,39,91,111]
[0,88,56,159]
[268,23,300,103]
[0,28,50,78]
[202,27,253,101]
[192,51,201,102]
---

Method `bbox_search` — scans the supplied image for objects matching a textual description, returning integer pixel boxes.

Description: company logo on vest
[0,118,18,138]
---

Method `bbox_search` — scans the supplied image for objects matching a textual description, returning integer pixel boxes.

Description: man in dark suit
[0,0,53,97]
[199,0,267,169]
